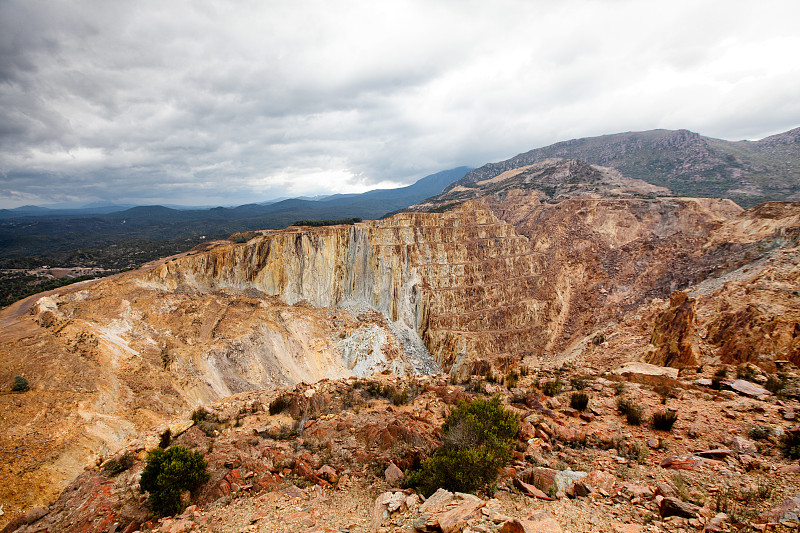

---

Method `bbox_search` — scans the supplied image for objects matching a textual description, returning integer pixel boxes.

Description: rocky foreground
[6,364,800,533]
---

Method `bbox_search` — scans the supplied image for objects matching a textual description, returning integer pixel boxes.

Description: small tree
[12,376,29,392]
[139,446,210,517]
[405,396,519,496]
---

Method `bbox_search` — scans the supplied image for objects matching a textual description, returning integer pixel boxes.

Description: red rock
[514,477,556,500]
[660,455,703,470]
[317,464,338,483]
[500,511,563,533]
[384,462,404,487]
[583,470,616,494]
[659,496,701,518]
[437,498,486,533]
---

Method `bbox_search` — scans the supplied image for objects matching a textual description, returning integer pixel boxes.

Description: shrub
[781,431,800,460]
[404,396,519,496]
[617,398,644,426]
[541,377,562,397]
[570,377,589,391]
[392,388,409,406]
[102,451,136,477]
[504,369,519,389]
[191,407,223,437]
[12,375,29,392]
[651,410,678,431]
[712,366,727,390]
[139,446,210,517]
[748,425,772,440]
[570,391,590,411]
[765,374,786,394]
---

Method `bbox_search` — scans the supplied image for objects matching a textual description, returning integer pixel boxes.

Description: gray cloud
[1,0,799,208]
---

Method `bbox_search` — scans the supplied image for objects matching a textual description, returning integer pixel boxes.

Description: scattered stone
[756,496,800,524]
[582,470,616,494]
[418,488,456,514]
[704,513,729,532]
[783,407,796,421]
[579,412,595,422]
[659,496,701,518]
[317,465,338,483]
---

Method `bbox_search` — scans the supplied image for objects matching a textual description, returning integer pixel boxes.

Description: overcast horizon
[1,0,799,209]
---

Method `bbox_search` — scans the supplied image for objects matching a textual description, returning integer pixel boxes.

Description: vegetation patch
[291,217,362,227]
[404,396,519,496]
[651,409,678,431]
[140,445,210,517]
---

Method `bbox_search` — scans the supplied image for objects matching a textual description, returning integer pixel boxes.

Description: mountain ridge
[455,127,800,207]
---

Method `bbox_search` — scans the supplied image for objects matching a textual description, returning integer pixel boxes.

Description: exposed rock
[729,380,771,398]
[660,455,703,470]
[437,497,486,533]
[384,462,404,487]
[659,496,701,518]
[500,511,563,533]
[612,362,679,380]
[730,436,758,455]
[756,496,800,524]
[644,291,701,368]
[513,478,556,501]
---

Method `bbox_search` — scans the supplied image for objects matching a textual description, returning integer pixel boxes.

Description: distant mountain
[457,128,800,207]
[0,167,471,257]
[0,203,135,219]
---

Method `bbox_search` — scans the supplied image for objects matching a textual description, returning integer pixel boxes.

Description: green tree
[139,446,210,517]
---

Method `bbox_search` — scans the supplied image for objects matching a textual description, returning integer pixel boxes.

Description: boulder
[729,380,770,398]
[730,436,758,455]
[612,362,679,379]
[437,498,486,533]
[500,511,563,533]
[384,462,404,487]
[659,496,700,518]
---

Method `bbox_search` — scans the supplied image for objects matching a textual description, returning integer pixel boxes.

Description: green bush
[570,391,590,411]
[139,446,210,517]
[12,375,29,392]
[405,396,519,496]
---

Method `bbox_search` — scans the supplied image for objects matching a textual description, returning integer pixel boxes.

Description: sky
[1,0,799,209]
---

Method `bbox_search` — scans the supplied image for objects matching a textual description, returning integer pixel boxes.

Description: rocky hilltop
[456,127,800,207]
[2,159,800,531]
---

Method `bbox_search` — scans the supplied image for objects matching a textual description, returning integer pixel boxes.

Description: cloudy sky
[1,0,799,208]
